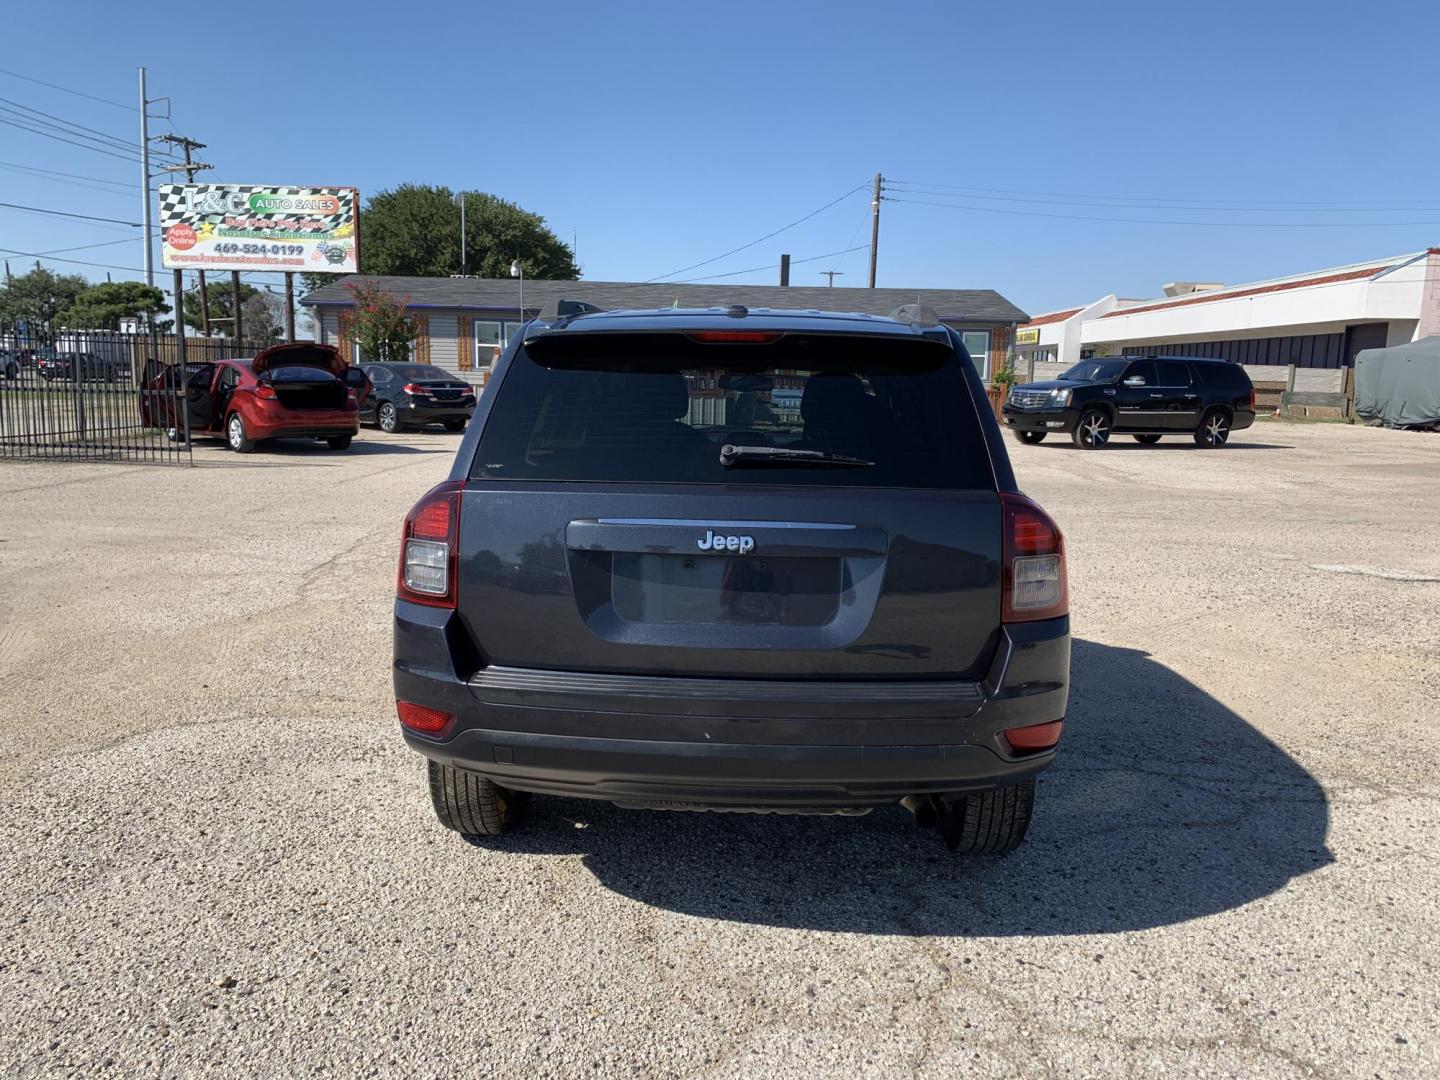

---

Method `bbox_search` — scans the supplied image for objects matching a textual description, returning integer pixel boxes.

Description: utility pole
[868,172,883,288]
[820,271,844,287]
[455,191,467,276]
[138,69,153,288]
[159,135,213,335]
[779,253,791,287]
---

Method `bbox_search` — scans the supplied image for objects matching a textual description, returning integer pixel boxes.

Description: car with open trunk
[141,342,368,453]
[393,303,1071,853]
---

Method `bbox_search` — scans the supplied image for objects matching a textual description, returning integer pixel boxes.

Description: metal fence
[0,324,269,464]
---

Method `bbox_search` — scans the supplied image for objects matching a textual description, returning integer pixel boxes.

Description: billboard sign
[158,184,359,273]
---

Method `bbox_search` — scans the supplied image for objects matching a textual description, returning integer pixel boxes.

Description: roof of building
[1100,253,1424,319]
[300,275,1028,323]
[1020,307,1083,328]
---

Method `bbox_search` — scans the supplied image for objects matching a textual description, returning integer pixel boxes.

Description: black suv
[393,304,1070,853]
[1002,355,1256,448]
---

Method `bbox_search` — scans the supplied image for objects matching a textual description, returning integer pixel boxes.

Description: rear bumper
[393,604,1070,809]
[248,408,358,439]
[397,398,475,424]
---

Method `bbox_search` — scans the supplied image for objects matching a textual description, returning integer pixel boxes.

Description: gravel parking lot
[1,422,1437,1079]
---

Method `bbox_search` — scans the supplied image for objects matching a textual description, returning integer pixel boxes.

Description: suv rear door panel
[456,484,1002,680]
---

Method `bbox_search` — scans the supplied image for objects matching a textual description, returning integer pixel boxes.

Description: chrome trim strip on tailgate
[469,666,983,705]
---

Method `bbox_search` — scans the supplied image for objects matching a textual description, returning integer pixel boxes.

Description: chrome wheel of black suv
[1073,408,1111,449]
[1195,408,1232,447]
[393,302,1072,854]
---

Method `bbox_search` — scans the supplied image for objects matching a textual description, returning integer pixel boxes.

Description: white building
[1016,248,1440,383]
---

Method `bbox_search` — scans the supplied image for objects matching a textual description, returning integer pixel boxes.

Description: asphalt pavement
[0,421,1436,1078]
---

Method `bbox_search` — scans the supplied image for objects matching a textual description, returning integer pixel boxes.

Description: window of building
[960,331,991,380]
[475,319,525,371]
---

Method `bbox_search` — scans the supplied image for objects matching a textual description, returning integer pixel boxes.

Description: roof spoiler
[536,298,605,321]
[890,303,942,328]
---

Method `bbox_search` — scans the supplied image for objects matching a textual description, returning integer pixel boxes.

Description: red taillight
[1003,720,1064,753]
[685,330,784,344]
[403,383,431,395]
[397,480,464,608]
[255,383,277,400]
[1249,387,1256,409]
[1000,492,1068,623]
[397,700,453,735]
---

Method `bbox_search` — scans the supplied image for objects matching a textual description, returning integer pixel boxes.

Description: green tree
[0,266,89,335]
[303,184,578,293]
[65,281,169,329]
[347,280,418,362]
[181,280,261,334]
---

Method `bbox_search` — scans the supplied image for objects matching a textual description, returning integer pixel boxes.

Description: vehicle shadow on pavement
[465,639,1332,935]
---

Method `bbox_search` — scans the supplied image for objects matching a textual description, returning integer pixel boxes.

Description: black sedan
[38,352,131,383]
[358,363,477,433]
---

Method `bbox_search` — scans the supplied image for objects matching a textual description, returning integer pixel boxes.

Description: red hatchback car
[144,343,367,453]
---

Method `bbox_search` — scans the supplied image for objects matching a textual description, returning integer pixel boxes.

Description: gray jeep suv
[393,303,1070,852]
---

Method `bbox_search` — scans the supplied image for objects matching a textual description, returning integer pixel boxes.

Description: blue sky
[2,0,1438,316]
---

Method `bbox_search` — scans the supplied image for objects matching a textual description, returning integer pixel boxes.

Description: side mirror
[1124,375,1146,387]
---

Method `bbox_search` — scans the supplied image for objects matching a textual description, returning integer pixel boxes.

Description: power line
[0,246,149,274]
[0,66,138,112]
[0,115,141,162]
[663,244,870,284]
[0,159,131,190]
[887,196,1440,229]
[643,183,869,282]
[885,184,1440,215]
[0,200,142,225]
[888,179,1440,210]
[0,95,133,151]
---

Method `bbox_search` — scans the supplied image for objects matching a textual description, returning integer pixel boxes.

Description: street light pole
[511,259,524,323]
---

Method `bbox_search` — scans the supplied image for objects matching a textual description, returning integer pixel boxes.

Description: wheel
[935,778,1035,854]
[326,434,353,450]
[1012,429,1045,445]
[427,760,529,837]
[377,401,400,434]
[1071,408,1112,449]
[444,419,467,432]
[226,412,255,453]
[1133,434,1162,444]
[1194,408,1232,447]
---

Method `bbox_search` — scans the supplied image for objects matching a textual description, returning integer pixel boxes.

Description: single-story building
[1014,249,1440,386]
[300,276,1029,387]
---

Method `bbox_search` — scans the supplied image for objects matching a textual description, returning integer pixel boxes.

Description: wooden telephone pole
[867,173,883,288]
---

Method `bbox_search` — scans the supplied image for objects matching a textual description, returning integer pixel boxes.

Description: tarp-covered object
[1354,336,1440,429]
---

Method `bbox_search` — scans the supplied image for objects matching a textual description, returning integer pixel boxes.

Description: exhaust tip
[900,794,939,830]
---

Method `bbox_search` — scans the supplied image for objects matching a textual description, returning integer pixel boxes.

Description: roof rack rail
[889,302,942,328]
[537,298,605,321]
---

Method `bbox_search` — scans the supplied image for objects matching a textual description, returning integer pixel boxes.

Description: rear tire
[1194,407,1232,447]
[226,413,254,453]
[326,434,353,450]
[444,419,466,432]
[1071,409,1111,449]
[936,778,1035,854]
[1012,429,1046,445]
[1133,433,1162,444]
[378,401,400,434]
[427,760,529,837]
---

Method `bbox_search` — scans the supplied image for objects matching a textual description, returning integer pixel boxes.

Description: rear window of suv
[470,331,995,489]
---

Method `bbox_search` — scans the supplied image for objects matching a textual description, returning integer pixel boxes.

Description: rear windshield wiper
[719,443,874,468]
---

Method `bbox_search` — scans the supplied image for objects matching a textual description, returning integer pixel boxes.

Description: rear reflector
[397,700,453,735]
[1003,720,1064,752]
[685,330,784,344]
